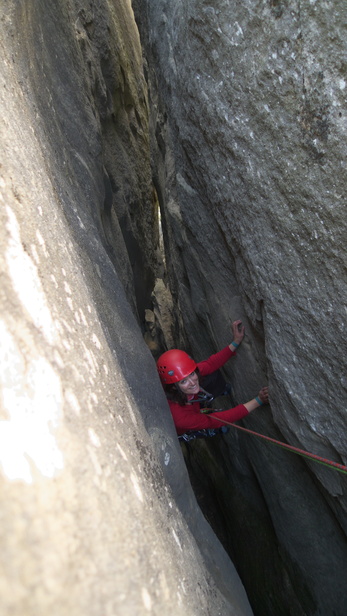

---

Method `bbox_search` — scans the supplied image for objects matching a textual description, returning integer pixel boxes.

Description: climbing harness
[178,386,229,441]
[201,410,347,475]
[178,426,229,442]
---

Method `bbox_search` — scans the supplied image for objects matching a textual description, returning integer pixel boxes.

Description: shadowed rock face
[0,1,254,615]
[133,1,347,615]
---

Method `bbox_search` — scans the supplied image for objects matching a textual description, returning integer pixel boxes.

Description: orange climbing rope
[201,410,347,475]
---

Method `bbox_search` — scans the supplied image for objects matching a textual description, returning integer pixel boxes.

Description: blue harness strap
[178,426,229,442]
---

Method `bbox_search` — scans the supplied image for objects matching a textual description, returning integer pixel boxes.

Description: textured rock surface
[0,1,254,615]
[133,1,347,614]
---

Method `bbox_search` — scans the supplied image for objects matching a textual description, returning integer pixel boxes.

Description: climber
[157,320,269,438]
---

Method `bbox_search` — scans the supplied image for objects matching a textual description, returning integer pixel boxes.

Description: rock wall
[0,1,254,615]
[133,1,347,615]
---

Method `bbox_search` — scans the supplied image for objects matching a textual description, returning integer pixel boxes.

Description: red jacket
[168,346,249,435]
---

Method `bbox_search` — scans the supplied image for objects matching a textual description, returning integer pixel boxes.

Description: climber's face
[177,371,199,396]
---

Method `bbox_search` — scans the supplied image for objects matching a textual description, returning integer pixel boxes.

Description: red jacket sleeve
[168,399,249,435]
[197,346,235,377]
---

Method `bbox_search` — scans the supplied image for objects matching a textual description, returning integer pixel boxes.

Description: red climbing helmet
[157,349,197,385]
